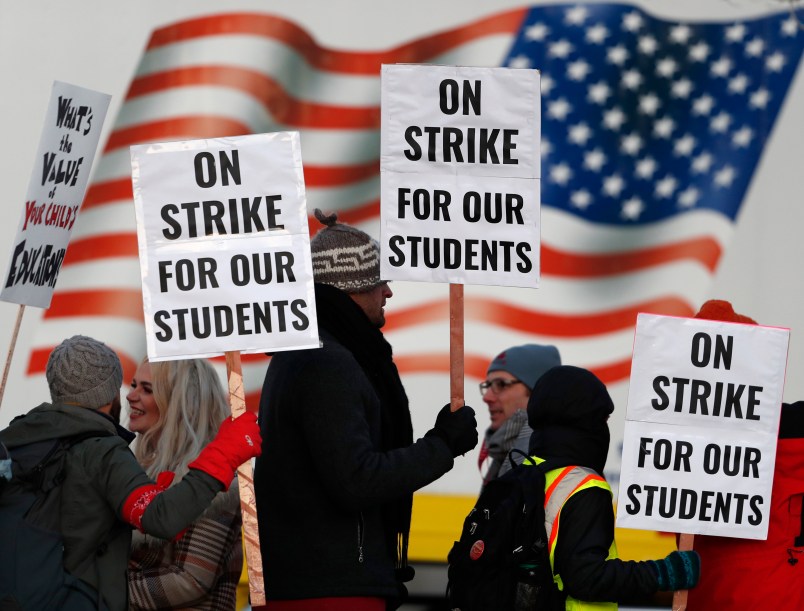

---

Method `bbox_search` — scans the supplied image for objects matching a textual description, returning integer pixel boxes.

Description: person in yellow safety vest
[525,365,701,609]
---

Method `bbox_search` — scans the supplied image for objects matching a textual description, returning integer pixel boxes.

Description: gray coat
[0,403,223,611]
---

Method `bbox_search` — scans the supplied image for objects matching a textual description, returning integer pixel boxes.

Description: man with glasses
[478,343,561,486]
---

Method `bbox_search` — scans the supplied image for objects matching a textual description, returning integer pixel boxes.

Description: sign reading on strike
[1,81,110,308]
[380,64,541,288]
[131,132,319,361]
[617,313,789,540]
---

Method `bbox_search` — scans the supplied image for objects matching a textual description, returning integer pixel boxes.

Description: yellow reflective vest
[527,459,619,611]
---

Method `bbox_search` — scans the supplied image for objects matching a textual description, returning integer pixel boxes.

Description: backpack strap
[507,447,534,470]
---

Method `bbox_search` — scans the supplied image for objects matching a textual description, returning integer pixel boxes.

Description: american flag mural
[19,4,803,490]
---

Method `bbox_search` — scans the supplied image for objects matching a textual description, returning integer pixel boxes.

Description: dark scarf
[314,283,414,572]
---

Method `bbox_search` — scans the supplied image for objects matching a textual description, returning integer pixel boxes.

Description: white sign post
[380,64,541,409]
[617,313,789,540]
[131,132,318,361]
[1,81,110,308]
[0,81,110,411]
[380,64,541,288]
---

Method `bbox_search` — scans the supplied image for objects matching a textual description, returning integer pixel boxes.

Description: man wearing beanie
[0,335,262,611]
[254,209,478,610]
[526,366,700,609]
[478,343,561,486]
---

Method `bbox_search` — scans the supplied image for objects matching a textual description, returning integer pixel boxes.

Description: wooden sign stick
[672,533,695,611]
[0,304,25,411]
[449,284,464,412]
[224,350,266,607]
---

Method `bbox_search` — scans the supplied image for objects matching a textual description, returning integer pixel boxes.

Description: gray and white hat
[310,208,384,293]
[46,335,123,409]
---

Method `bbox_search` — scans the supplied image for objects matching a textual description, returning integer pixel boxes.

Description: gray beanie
[46,335,123,409]
[310,208,384,293]
[487,344,562,391]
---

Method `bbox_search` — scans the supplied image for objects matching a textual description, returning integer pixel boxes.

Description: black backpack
[447,453,561,611]
[0,431,112,611]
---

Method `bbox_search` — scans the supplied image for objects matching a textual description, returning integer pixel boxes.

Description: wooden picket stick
[449,284,464,412]
[224,350,266,607]
[0,304,25,412]
[672,533,694,611]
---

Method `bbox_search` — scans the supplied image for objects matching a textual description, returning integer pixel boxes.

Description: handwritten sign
[380,64,541,288]
[617,313,789,539]
[131,132,319,361]
[1,81,110,308]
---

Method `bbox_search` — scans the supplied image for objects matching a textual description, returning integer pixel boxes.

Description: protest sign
[131,132,318,361]
[617,313,789,540]
[380,64,541,288]
[1,81,110,308]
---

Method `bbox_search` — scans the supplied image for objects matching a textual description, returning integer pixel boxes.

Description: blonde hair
[134,358,229,481]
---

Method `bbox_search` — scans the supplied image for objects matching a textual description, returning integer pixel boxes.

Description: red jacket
[687,403,804,609]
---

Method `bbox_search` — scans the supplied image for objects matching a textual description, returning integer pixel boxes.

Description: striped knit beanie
[310,209,384,293]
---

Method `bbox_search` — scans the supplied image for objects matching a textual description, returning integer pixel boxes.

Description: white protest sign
[380,64,540,288]
[131,132,318,361]
[617,313,789,540]
[1,81,110,308]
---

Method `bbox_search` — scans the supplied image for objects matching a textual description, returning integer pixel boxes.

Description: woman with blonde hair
[127,357,242,611]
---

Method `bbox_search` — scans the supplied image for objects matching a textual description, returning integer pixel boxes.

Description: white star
[692,152,714,174]
[603,108,626,131]
[570,189,593,209]
[692,95,715,115]
[639,93,661,115]
[732,127,754,147]
[638,35,658,55]
[587,24,609,44]
[588,81,611,105]
[567,59,591,81]
[621,197,644,220]
[584,148,607,172]
[670,25,693,44]
[622,69,643,90]
[566,6,589,25]
[746,37,765,57]
[550,163,573,185]
[656,58,679,78]
[541,138,553,157]
[548,39,574,59]
[621,133,643,155]
[711,112,732,133]
[672,78,694,99]
[711,57,732,77]
[750,88,770,109]
[655,175,678,198]
[508,55,532,69]
[654,117,676,139]
[547,98,572,121]
[678,187,701,208]
[728,74,749,94]
[525,22,549,41]
[603,174,625,197]
[766,52,786,72]
[623,11,644,32]
[607,45,629,66]
[782,16,799,36]
[635,157,657,179]
[714,165,736,187]
[541,75,556,96]
[568,123,592,145]
[689,42,710,62]
[726,23,747,42]
[674,135,696,157]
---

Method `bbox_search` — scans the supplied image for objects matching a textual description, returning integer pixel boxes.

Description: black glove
[650,550,701,591]
[425,404,478,457]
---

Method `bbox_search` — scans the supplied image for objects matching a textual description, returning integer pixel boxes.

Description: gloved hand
[187,412,262,490]
[425,404,478,457]
[650,550,701,591]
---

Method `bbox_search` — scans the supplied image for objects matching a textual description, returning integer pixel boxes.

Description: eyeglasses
[479,378,525,396]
